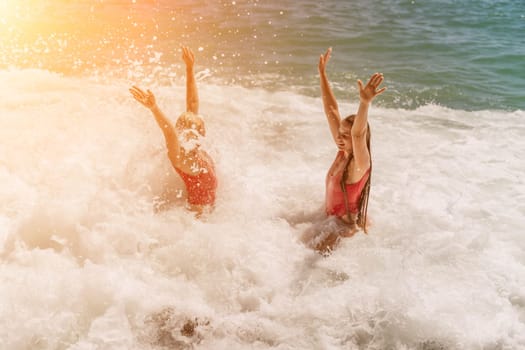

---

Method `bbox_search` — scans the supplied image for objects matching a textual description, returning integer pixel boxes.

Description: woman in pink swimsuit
[130,47,217,216]
[308,47,386,252]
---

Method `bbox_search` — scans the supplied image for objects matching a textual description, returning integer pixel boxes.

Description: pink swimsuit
[175,158,217,206]
[325,152,370,217]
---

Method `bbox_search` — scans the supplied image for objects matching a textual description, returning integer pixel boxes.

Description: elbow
[351,126,367,138]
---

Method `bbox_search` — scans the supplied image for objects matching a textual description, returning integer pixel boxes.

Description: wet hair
[340,114,372,233]
[176,112,206,137]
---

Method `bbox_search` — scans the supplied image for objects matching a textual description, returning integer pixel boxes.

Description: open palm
[182,46,195,69]
[358,73,387,104]
[318,47,332,74]
[130,86,157,110]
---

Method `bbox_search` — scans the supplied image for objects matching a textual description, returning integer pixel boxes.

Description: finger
[130,90,144,101]
[374,75,384,88]
[130,92,143,102]
[130,91,143,101]
[325,47,332,61]
[357,79,364,91]
[370,75,381,88]
[375,87,387,95]
[366,73,377,87]
[371,73,383,87]
[131,86,146,97]
[131,86,146,96]
[365,75,374,87]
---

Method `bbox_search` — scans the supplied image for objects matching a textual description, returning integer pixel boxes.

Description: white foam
[1,69,524,349]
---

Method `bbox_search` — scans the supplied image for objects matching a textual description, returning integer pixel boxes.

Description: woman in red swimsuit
[130,47,217,216]
[308,47,386,252]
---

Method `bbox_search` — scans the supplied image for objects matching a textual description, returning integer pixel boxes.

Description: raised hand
[318,47,332,74]
[357,73,386,104]
[182,46,195,69]
[130,85,157,110]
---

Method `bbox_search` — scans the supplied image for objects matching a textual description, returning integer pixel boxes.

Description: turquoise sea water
[1,0,524,110]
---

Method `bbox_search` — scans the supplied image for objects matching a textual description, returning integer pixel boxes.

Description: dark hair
[340,115,371,233]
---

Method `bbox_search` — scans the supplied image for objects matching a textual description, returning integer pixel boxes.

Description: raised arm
[129,86,182,163]
[351,73,386,168]
[319,47,342,145]
[182,46,199,114]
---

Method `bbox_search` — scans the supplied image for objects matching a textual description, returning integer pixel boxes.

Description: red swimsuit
[175,158,217,206]
[325,152,370,217]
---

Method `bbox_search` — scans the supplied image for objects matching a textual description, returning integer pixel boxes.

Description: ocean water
[1,1,525,349]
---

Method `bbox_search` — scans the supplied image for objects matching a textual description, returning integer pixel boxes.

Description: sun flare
[0,0,19,18]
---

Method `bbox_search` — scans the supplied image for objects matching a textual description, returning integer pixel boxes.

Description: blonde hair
[176,112,206,137]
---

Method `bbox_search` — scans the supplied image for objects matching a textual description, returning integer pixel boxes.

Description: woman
[130,46,217,216]
[309,47,386,252]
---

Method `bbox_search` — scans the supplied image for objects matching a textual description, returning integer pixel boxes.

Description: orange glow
[0,1,254,80]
